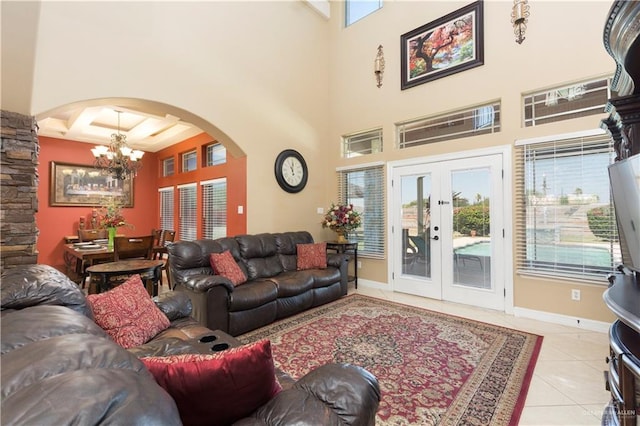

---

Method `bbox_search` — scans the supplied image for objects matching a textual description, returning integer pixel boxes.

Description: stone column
[1,110,39,269]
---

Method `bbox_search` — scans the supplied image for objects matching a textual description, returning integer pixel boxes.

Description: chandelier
[91,111,144,180]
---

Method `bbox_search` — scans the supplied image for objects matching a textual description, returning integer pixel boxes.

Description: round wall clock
[274,149,308,193]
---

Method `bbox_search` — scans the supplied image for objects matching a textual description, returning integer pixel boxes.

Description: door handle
[432,236,439,240]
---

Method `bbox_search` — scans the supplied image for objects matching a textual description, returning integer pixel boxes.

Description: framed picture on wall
[49,161,134,207]
[400,1,484,90]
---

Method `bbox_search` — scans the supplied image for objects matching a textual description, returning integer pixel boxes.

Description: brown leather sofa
[1,264,380,426]
[168,231,348,336]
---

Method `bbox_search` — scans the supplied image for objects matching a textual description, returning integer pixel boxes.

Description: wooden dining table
[63,242,168,290]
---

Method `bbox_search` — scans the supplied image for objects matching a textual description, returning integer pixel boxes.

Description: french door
[391,154,505,311]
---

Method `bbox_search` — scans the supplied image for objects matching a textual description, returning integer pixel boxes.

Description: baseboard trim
[513,307,611,333]
[358,281,610,332]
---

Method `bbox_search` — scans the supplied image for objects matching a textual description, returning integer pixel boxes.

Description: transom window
[182,150,197,173]
[162,157,175,177]
[523,77,611,127]
[205,143,226,166]
[397,101,501,149]
[343,128,383,158]
[346,0,382,26]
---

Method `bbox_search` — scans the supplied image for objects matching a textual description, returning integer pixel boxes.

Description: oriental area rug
[240,294,543,426]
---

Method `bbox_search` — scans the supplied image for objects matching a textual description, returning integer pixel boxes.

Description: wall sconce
[511,0,530,44]
[374,45,385,88]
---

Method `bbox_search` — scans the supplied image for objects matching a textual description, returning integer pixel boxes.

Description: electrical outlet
[317,207,324,214]
[357,261,362,269]
[571,289,581,301]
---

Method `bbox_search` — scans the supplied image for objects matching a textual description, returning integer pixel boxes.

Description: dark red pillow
[297,242,327,270]
[86,274,170,349]
[141,339,281,426]
[209,250,247,286]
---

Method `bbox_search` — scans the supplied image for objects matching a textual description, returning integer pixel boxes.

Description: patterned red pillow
[141,339,281,425]
[86,275,170,349]
[209,250,247,286]
[296,242,327,270]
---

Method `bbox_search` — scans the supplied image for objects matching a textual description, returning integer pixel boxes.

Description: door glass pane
[451,168,491,288]
[401,175,431,278]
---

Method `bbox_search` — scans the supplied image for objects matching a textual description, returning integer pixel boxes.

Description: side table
[326,241,358,289]
[86,259,164,296]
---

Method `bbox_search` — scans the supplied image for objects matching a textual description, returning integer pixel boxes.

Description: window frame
[178,183,197,242]
[182,150,197,173]
[342,127,383,158]
[337,162,385,258]
[201,178,227,240]
[205,143,227,167]
[162,157,175,177]
[515,129,619,282]
[158,186,175,231]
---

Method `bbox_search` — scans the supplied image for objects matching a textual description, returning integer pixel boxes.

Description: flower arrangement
[98,197,130,229]
[321,203,362,234]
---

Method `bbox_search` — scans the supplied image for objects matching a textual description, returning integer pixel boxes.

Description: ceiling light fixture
[374,45,385,88]
[511,0,530,45]
[91,111,144,180]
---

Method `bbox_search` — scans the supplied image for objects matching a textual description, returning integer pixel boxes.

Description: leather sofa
[1,264,380,426]
[168,231,348,336]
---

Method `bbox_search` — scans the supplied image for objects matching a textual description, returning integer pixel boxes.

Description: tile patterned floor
[159,280,611,425]
[353,286,611,426]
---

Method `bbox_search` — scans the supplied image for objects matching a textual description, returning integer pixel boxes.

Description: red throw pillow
[141,339,282,426]
[297,242,327,270]
[86,275,170,349]
[209,250,247,286]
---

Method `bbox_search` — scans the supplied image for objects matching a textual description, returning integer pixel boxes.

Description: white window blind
[338,164,385,258]
[515,131,620,281]
[158,187,175,231]
[201,178,227,239]
[178,183,197,241]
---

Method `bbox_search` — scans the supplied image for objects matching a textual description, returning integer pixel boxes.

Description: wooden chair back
[78,229,108,242]
[113,235,154,261]
[161,230,176,245]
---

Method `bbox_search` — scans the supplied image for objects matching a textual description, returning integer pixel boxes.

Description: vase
[107,227,117,249]
[335,230,348,244]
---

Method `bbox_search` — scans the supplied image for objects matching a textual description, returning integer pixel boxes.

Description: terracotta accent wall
[155,133,247,238]
[36,136,159,269]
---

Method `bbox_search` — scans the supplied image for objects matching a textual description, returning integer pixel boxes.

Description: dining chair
[153,229,176,287]
[113,235,155,261]
[76,228,110,289]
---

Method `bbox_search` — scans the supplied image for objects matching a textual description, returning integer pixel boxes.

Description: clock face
[275,150,308,193]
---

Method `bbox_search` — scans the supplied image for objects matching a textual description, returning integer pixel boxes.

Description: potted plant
[321,203,362,243]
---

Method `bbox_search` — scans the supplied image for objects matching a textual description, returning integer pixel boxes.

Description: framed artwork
[49,161,134,207]
[401,1,484,90]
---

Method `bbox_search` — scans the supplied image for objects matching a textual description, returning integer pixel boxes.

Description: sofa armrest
[181,274,235,294]
[235,363,380,426]
[327,253,348,269]
[153,291,192,321]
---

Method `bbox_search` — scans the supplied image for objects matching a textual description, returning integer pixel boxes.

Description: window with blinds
[397,101,501,149]
[201,178,227,239]
[514,131,620,281]
[338,164,385,258]
[159,187,174,231]
[343,128,383,158]
[178,183,197,241]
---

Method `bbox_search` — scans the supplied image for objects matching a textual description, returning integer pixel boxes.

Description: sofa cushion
[228,279,278,312]
[87,275,170,349]
[296,242,327,270]
[268,271,314,298]
[275,231,315,271]
[237,234,283,280]
[209,251,247,286]
[310,267,342,288]
[141,339,281,426]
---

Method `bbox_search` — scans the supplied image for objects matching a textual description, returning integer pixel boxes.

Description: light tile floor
[353,285,611,426]
[158,279,611,425]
